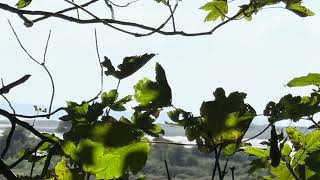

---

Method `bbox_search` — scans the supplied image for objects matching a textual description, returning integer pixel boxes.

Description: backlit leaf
[200,0,228,21]
[104,54,155,79]
[287,73,320,87]
[16,0,32,8]
[286,3,315,17]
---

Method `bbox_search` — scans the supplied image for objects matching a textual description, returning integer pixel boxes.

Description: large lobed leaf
[134,63,172,109]
[200,0,228,22]
[103,54,155,80]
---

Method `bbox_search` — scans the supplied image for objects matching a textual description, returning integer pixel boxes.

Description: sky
[0,0,320,125]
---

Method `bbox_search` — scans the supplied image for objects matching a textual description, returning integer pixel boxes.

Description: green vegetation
[0,0,319,179]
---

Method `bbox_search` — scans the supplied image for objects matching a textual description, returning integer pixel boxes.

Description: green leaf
[16,0,32,8]
[271,162,295,180]
[291,130,320,166]
[287,73,320,87]
[131,111,164,137]
[264,93,320,123]
[286,3,315,17]
[111,95,132,111]
[101,90,118,105]
[104,53,155,79]
[134,78,159,106]
[134,63,172,108]
[55,158,83,180]
[286,127,305,150]
[200,0,228,21]
[200,88,256,145]
[223,143,238,156]
[244,147,269,158]
[281,143,292,157]
[305,130,320,152]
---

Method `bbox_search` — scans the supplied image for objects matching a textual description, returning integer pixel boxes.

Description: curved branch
[242,124,271,143]
[1,2,247,37]
[32,0,99,24]
[9,140,45,169]
[0,75,31,95]
[0,158,16,179]
[1,122,16,158]
[0,109,57,144]
[13,107,66,119]
[8,21,56,116]
[106,0,139,8]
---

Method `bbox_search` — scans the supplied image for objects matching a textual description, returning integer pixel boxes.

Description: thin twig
[13,107,66,119]
[41,145,56,178]
[221,159,229,179]
[63,0,139,36]
[7,20,41,65]
[309,118,320,129]
[230,167,235,180]
[104,0,115,19]
[0,75,31,95]
[8,21,56,116]
[1,122,16,158]
[107,0,139,8]
[32,0,99,23]
[242,124,271,142]
[87,28,104,103]
[105,79,121,116]
[42,65,55,117]
[30,152,36,177]
[167,1,177,32]
[0,158,16,179]
[0,109,57,144]
[1,95,16,114]
[285,159,301,180]
[42,30,51,65]
[0,2,250,37]
[164,160,171,180]
[71,0,80,18]
[9,141,45,168]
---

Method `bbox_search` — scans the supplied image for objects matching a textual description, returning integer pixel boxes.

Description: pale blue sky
[0,0,320,125]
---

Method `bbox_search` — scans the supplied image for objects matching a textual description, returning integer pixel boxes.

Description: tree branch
[0,158,16,179]
[0,2,248,37]
[0,75,31,95]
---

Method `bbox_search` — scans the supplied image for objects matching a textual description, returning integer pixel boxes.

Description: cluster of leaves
[11,53,174,179]
[168,88,256,155]
[243,73,320,180]
[200,0,314,22]
[16,0,314,22]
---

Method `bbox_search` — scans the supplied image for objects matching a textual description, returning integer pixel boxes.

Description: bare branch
[164,160,171,180]
[0,109,57,144]
[1,95,16,114]
[42,30,51,65]
[0,158,16,179]
[1,2,249,37]
[32,0,99,24]
[1,122,16,158]
[242,124,271,143]
[87,29,104,103]
[9,140,45,169]
[8,21,56,116]
[8,19,41,65]
[106,0,139,8]
[13,107,66,119]
[0,75,31,95]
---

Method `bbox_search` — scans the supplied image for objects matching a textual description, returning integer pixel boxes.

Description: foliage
[0,0,319,179]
